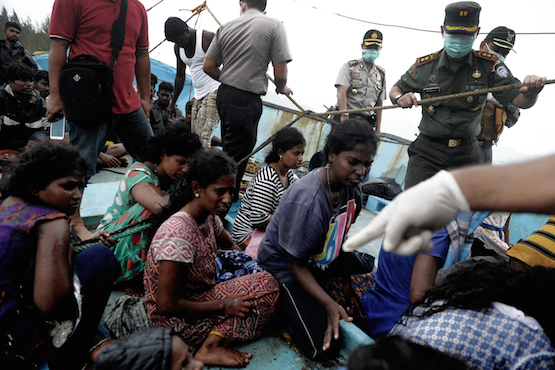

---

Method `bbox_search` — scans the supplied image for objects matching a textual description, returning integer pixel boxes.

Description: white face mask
[485,43,506,62]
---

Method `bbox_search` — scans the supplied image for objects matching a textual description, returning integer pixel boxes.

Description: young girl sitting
[0,142,119,370]
[232,126,305,257]
[144,150,280,367]
[258,120,378,359]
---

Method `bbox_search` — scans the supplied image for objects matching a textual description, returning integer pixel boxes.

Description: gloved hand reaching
[343,170,471,255]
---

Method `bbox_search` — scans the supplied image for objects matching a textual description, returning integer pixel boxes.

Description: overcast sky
[5,0,555,163]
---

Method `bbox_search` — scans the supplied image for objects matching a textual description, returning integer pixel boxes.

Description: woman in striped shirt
[232,127,305,256]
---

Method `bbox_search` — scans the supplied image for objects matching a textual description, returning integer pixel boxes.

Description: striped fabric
[507,216,555,268]
[232,165,297,245]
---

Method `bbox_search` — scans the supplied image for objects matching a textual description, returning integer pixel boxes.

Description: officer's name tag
[423,86,440,94]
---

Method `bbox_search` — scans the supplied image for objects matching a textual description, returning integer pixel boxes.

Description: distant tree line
[1,6,51,54]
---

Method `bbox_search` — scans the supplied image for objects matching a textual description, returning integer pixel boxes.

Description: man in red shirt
[46,0,153,179]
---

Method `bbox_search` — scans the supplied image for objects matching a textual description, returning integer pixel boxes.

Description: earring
[195,193,200,198]
[279,155,283,161]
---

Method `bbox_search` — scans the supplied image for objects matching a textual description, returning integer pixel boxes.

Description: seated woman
[232,126,305,256]
[257,120,378,359]
[98,123,201,296]
[144,150,280,367]
[0,142,119,370]
[390,261,555,369]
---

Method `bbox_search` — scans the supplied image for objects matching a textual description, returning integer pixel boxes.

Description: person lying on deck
[144,150,280,367]
[257,120,377,360]
[390,261,555,369]
[97,123,201,296]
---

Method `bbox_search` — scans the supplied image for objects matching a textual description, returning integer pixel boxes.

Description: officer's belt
[420,134,476,148]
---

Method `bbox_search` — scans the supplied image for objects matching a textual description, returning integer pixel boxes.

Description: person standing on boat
[165,17,221,149]
[46,0,154,180]
[203,0,293,201]
[389,1,546,189]
[335,30,386,136]
[0,21,38,86]
[477,26,520,164]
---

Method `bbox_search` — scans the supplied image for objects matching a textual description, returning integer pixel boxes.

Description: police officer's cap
[363,30,382,48]
[485,26,516,51]
[444,1,481,35]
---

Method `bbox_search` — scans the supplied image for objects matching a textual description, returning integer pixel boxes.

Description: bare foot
[195,334,252,367]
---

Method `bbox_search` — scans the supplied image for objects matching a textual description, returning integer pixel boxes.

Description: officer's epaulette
[474,51,497,62]
[415,53,436,67]
[348,60,359,67]
[376,65,386,74]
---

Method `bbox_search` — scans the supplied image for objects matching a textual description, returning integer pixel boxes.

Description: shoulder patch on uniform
[376,65,386,74]
[474,51,497,62]
[348,60,359,67]
[416,53,436,67]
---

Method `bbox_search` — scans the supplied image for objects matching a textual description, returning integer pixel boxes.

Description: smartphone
[50,117,66,140]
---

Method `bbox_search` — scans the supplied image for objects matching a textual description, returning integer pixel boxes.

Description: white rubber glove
[343,170,471,256]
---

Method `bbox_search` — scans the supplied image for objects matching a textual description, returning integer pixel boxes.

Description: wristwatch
[393,93,403,104]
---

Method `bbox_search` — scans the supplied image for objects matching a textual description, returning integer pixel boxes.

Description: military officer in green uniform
[477,26,520,164]
[335,29,386,135]
[389,1,546,189]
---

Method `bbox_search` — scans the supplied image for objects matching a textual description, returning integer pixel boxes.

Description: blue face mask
[363,49,380,63]
[443,33,475,59]
[486,43,506,62]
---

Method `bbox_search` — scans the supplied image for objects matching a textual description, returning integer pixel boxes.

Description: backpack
[60,54,113,127]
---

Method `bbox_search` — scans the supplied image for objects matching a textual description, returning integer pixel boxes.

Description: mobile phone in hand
[50,117,65,140]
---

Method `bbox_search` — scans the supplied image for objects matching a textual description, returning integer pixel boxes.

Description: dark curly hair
[403,261,555,343]
[144,122,202,164]
[323,119,378,161]
[1,142,87,202]
[264,126,305,164]
[153,150,237,232]
[6,61,35,83]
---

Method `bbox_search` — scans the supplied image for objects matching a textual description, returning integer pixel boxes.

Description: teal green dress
[98,162,166,283]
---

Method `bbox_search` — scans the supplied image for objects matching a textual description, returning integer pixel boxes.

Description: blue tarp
[32,53,194,112]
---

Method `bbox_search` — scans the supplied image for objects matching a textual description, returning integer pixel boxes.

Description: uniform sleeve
[136,2,149,49]
[270,22,292,65]
[489,62,521,106]
[379,73,387,102]
[49,0,79,42]
[205,30,223,66]
[394,63,421,93]
[335,63,351,88]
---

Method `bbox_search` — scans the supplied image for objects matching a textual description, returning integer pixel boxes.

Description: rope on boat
[236,79,555,165]
[309,79,555,117]
[74,218,154,253]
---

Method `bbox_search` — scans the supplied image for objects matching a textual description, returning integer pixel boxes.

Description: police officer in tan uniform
[390,1,546,189]
[335,30,386,135]
[477,26,520,164]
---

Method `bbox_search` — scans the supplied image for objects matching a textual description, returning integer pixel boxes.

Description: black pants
[280,252,374,359]
[216,84,263,200]
[405,135,484,189]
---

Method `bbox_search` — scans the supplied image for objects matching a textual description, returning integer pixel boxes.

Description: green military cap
[485,26,516,51]
[444,1,481,35]
[363,30,383,48]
